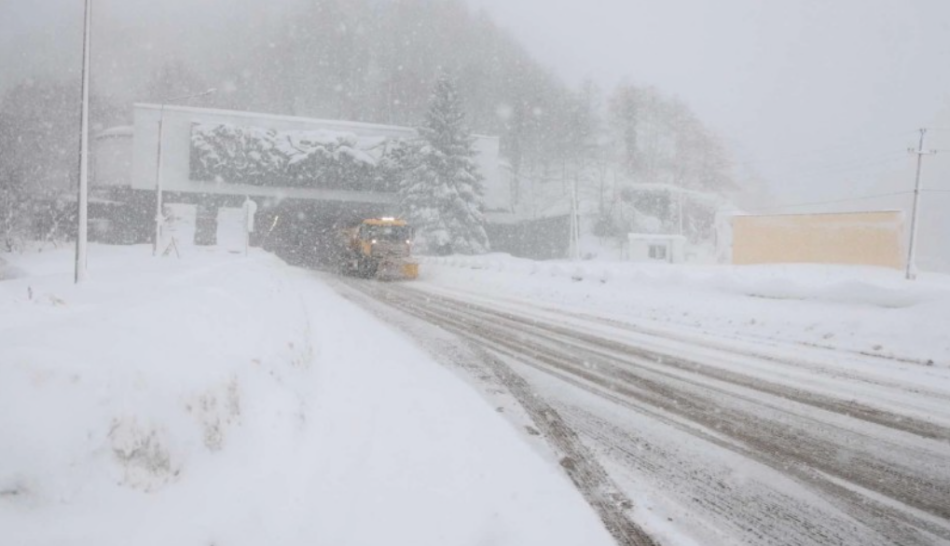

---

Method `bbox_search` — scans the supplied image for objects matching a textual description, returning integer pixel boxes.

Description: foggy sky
[465,0,950,190]
[465,0,950,268]
[2,0,949,267]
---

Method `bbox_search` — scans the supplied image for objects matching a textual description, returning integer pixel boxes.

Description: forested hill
[1,0,738,221]
[145,0,575,172]
[147,0,737,198]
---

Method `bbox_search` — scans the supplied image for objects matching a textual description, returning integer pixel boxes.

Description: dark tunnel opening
[255,199,396,271]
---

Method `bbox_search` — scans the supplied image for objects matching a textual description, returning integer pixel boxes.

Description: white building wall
[627,233,687,263]
[92,127,133,188]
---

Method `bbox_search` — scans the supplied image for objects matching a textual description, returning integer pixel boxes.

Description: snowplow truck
[340,218,419,280]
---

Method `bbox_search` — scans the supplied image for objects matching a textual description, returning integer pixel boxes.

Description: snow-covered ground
[419,254,950,367]
[335,253,950,546]
[0,245,613,546]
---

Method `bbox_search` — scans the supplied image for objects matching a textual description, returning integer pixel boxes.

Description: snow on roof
[134,103,498,141]
[136,103,414,135]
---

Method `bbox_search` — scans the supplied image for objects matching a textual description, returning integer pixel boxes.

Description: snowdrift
[0,245,612,546]
[0,247,315,544]
[421,254,950,366]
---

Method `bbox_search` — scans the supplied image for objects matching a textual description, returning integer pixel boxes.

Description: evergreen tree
[400,73,489,255]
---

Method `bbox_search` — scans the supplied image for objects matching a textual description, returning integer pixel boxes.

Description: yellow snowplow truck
[340,218,419,280]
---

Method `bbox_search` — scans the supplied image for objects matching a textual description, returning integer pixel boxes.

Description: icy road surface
[327,265,950,546]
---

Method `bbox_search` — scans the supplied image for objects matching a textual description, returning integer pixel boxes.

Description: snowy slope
[0,245,613,546]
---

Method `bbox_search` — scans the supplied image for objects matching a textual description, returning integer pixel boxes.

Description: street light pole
[74,0,92,283]
[151,88,216,256]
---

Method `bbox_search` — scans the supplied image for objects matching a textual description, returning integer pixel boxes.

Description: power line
[747,190,913,213]
[783,152,908,181]
[734,130,920,169]
[748,188,948,212]
[784,150,906,174]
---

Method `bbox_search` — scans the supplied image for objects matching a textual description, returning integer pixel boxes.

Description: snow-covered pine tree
[400,72,490,255]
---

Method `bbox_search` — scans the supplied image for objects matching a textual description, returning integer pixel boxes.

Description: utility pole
[906,128,937,280]
[74,0,92,283]
[152,104,166,256]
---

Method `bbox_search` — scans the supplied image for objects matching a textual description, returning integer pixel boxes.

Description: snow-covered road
[329,267,950,546]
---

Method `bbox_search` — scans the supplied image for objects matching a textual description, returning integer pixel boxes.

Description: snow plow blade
[402,262,419,280]
[375,261,418,280]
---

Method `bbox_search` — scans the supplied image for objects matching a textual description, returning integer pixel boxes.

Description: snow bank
[0,257,24,281]
[426,254,950,304]
[0,246,314,545]
[297,275,612,546]
[0,245,612,546]
[420,254,950,366]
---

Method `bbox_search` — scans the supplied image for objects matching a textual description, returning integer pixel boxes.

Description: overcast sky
[3,0,949,265]
[465,0,950,202]
[3,0,949,199]
[463,0,950,267]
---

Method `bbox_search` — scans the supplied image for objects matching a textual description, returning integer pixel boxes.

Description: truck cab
[341,218,418,279]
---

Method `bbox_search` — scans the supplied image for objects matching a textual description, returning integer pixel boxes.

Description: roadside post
[243,196,257,256]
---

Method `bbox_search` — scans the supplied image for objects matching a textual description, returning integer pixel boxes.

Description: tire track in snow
[340,279,950,546]
[411,284,950,425]
[327,276,659,546]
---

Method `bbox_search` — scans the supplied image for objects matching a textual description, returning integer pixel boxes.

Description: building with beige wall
[731,211,904,269]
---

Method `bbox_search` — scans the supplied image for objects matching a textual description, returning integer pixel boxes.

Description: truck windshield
[361,225,411,242]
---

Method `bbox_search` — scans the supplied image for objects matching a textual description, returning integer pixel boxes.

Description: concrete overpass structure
[123,104,502,204]
[92,104,504,250]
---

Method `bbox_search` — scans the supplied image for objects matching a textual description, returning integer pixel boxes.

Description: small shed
[627,233,687,263]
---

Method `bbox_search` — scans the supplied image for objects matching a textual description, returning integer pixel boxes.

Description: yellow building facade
[731,211,904,269]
